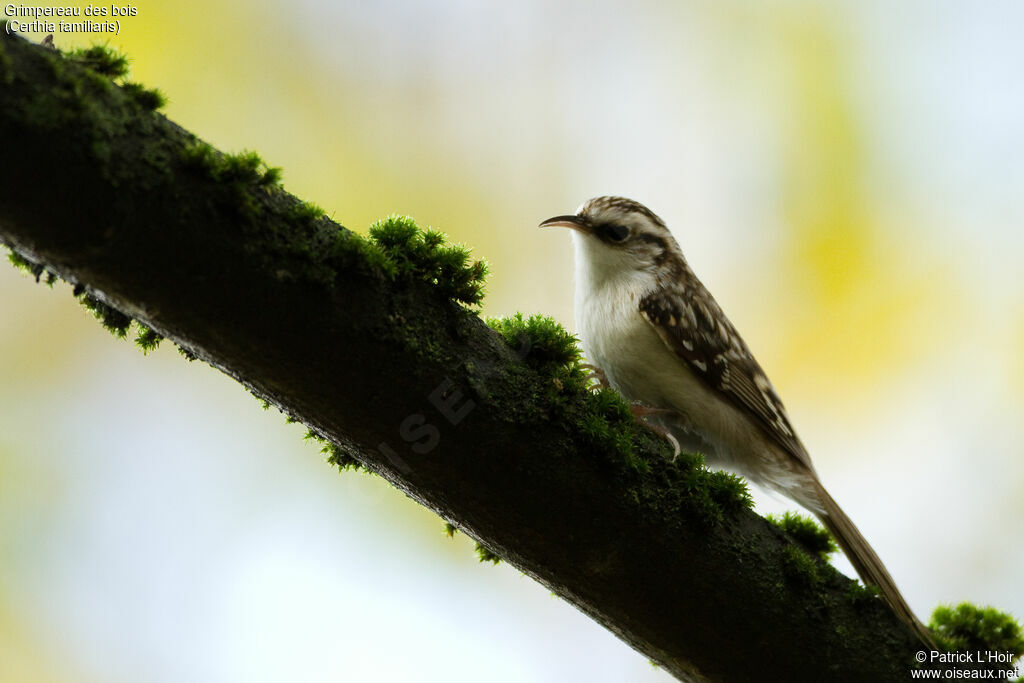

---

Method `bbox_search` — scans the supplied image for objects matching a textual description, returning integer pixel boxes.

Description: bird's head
[540,196,685,287]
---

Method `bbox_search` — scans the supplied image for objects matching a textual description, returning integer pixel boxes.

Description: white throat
[571,230,657,302]
[571,231,661,386]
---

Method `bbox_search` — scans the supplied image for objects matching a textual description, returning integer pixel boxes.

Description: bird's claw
[630,403,682,460]
[581,363,610,389]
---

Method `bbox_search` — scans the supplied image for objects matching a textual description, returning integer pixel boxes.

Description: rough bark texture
[0,33,931,681]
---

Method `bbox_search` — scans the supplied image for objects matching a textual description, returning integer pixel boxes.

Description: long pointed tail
[808,478,937,649]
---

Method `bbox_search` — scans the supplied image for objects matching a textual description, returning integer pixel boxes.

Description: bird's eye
[604,224,630,242]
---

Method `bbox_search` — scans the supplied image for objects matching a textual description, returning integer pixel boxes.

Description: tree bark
[0,32,928,682]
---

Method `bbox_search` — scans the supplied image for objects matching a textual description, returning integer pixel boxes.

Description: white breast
[572,231,703,410]
[571,232,802,490]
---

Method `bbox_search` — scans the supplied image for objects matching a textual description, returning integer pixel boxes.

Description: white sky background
[2,1,1023,681]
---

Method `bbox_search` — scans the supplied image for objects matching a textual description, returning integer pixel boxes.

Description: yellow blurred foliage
[764,10,956,402]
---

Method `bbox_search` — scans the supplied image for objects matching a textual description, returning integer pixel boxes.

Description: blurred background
[3,1,1023,681]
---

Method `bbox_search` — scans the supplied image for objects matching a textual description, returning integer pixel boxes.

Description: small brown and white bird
[541,196,933,647]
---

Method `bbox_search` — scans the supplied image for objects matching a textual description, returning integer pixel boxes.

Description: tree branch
[0,33,928,682]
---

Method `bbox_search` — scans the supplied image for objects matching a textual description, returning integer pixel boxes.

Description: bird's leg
[580,363,610,389]
[578,363,681,459]
[630,403,682,460]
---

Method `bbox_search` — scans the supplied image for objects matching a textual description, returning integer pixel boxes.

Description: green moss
[222,150,280,186]
[245,389,272,411]
[702,469,753,512]
[134,323,163,353]
[444,523,458,538]
[321,440,367,473]
[330,229,396,278]
[78,66,115,94]
[368,215,488,305]
[1,40,168,192]
[930,603,1024,655]
[176,345,198,361]
[484,312,756,522]
[180,140,218,173]
[585,385,632,421]
[474,542,501,565]
[287,200,326,227]
[767,511,838,561]
[487,312,593,415]
[485,313,666,475]
[7,249,46,282]
[627,450,752,528]
[488,312,582,372]
[302,428,371,473]
[64,43,129,79]
[180,144,280,187]
[57,43,166,114]
[844,580,879,604]
[260,165,283,187]
[79,293,131,338]
[780,544,824,588]
[178,143,285,230]
[578,387,649,473]
[121,82,167,111]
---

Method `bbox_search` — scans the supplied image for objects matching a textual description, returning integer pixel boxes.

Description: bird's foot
[581,363,610,389]
[630,404,681,460]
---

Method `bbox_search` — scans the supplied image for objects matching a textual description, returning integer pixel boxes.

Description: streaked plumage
[542,196,934,648]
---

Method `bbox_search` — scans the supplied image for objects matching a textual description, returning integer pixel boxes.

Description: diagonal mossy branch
[2,32,1012,682]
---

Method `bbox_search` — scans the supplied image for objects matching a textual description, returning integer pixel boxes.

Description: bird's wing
[639,277,812,468]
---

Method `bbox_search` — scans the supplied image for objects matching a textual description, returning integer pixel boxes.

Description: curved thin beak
[539,214,591,234]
